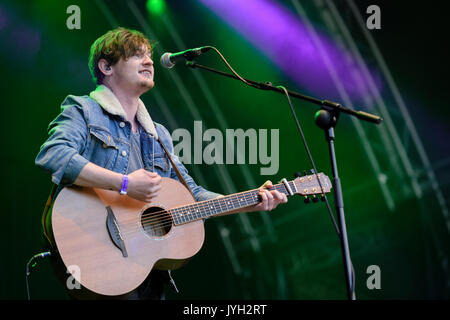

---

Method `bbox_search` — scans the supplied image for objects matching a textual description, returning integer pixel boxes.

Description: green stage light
[146,0,166,16]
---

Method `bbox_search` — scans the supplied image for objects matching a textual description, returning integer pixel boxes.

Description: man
[35,27,287,300]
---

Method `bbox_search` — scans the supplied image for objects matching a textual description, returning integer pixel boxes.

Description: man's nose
[143,54,153,66]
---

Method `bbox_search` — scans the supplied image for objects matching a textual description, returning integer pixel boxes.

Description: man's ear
[98,59,113,77]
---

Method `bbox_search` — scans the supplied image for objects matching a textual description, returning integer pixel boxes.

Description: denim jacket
[35,85,221,202]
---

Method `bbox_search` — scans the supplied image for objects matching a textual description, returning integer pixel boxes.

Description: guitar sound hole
[140,206,173,237]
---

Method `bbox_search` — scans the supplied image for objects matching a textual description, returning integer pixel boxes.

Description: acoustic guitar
[52,172,331,296]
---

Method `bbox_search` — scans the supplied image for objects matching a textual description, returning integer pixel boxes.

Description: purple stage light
[198,0,380,104]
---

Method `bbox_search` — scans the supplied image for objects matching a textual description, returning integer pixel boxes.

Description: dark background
[1,0,449,300]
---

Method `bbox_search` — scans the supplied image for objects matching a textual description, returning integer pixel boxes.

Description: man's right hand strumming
[74,163,161,202]
[127,169,161,202]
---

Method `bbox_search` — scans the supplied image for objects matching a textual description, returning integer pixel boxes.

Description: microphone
[160,46,211,69]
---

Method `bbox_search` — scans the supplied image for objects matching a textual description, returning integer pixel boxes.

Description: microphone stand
[185,60,383,300]
[315,108,356,300]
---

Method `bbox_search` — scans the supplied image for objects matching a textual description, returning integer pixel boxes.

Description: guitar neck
[171,180,297,225]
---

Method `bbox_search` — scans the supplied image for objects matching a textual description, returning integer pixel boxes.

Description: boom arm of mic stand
[185,61,383,125]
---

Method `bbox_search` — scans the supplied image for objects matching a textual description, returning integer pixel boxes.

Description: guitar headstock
[293,172,332,196]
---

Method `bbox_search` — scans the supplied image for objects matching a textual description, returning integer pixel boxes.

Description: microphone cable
[25,251,51,300]
[276,85,356,299]
[203,48,356,299]
[204,46,264,90]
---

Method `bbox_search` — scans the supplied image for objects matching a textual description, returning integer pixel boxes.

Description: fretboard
[171,180,297,225]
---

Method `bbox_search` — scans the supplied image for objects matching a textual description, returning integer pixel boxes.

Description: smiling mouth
[139,70,152,77]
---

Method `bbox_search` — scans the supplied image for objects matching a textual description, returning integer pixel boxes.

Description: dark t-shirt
[124,123,168,300]
[127,125,145,174]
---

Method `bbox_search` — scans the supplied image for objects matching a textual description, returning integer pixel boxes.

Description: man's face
[110,45,155,94]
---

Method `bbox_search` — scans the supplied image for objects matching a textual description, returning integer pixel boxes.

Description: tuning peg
[310,169,316,174]
[304,196,310,204]
[303,170,308,176]
[312,195,319,203]
[320,195,326,202]
[294,172,302,178]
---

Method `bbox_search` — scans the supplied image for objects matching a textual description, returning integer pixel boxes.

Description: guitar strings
[119,178,322,238]
[120,187,263,227]
[120,189,267,237]
[121,177,323,237]
[120,183,295,237]
[119,183,287,229]
[120,180,318,238]
[123,182,290,229]
[126,190,260,224]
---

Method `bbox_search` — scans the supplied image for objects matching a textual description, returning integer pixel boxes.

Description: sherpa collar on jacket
[89,84,158,139]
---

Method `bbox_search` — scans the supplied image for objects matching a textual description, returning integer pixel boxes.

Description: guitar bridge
[105,206,128,258]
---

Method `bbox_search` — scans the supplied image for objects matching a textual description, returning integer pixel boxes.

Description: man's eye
[136,53,151,59]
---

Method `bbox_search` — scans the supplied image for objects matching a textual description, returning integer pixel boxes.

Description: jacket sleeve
[157,124,223,202]
[35,96,90,186]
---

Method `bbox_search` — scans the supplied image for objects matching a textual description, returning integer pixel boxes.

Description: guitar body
[52,177,204,296]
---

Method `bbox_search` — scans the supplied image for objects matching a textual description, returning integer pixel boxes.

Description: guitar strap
[42,183,57,247]
[156,136,196,200]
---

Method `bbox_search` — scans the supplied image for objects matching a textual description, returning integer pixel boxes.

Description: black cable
[276,86,355,297]
[25,251,51,300]
[276,85,341,236]
[206,46,267,91]
[206,48,356,298]
[208,48,341,236]
[277,86,356,298]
